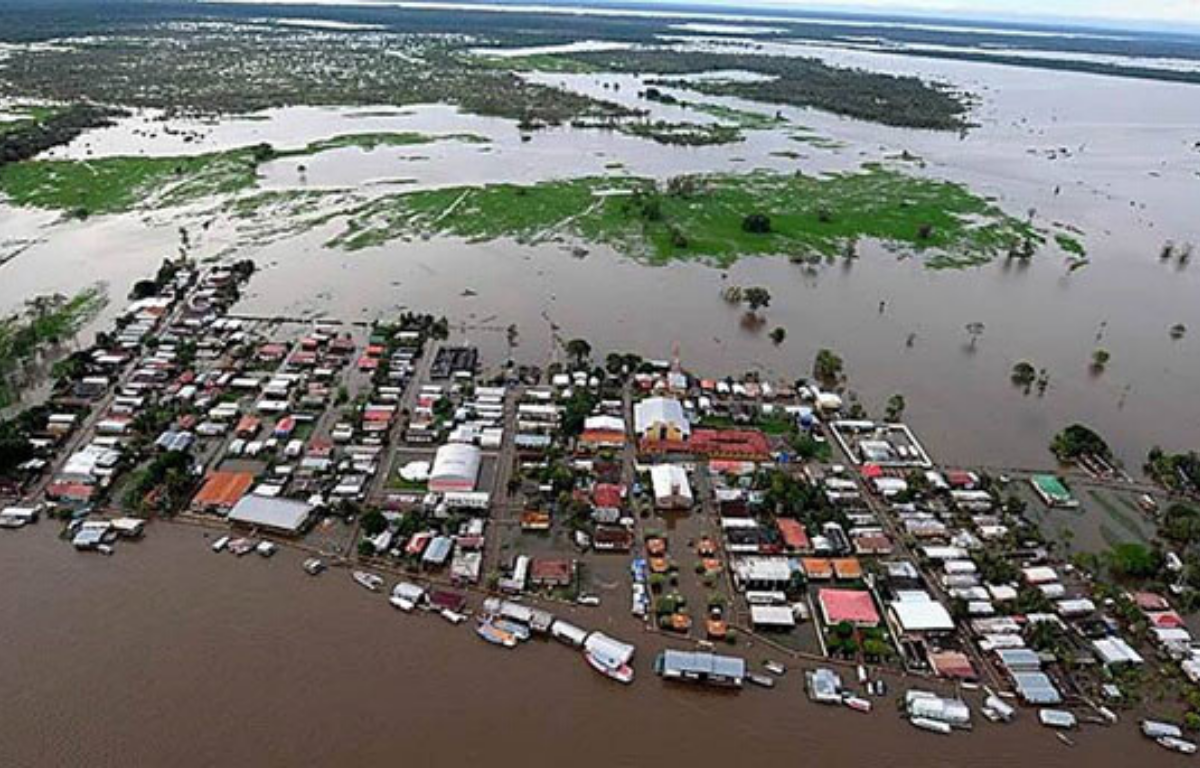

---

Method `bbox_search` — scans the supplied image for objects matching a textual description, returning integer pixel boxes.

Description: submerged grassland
[0,132,488,216]
[329,166,1048,268]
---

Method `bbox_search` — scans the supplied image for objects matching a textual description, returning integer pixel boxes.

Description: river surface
[0,522,1162,768]
[1,33,1199,471]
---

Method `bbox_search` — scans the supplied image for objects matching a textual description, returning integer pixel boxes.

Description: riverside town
[3,255,1200,758]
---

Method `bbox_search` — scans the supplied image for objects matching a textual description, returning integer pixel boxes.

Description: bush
[741,212,771,234]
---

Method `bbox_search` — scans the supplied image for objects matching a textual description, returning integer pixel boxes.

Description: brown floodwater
[0,523,1167,768]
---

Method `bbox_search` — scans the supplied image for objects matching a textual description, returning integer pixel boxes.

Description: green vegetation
[1146,447,1200,494]
[0,285,107,406]
[1,103,121,166]
[1056,233,1086,256]
[571,49,971,130]
[1050,423,1112,463]
[616,120,741,146]
[0,28,636,126]
[330,166,1047,269]
[813,348,844,387]
[0,133,486,216]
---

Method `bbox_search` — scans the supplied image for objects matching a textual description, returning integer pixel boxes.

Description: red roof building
[818,588,881,627]
[593,483,624,510]
[530,558,575,587]
[776,518,809,551]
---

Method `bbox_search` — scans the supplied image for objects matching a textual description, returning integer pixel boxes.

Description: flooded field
[0,522,1144,768]
[3,48,1198,468]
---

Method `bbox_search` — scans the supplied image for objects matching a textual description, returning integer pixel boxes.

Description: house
[530,558,574,587]
[649,464,692,510]
[192,470,256,511]
[580,415,626,449]
[818,588,881,628]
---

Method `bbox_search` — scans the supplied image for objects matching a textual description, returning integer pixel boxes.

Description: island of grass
[330,165,1051,269]
[0,132,489,217]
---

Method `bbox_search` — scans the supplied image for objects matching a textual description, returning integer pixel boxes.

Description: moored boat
[842,694,872,713]
[352,570,384,592]
[764,660,787,676]
[910,717,951,735]
[585,650,634,684]
[440,608,467,624]
[303,557,325,575]
[1158,736,1198,755]
[476,620,517,649]
[747,673,776,689]
[211,535,230,553]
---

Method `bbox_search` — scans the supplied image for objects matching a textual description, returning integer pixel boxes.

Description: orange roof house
[192,470,255,510]
[802,558,834,580]
[832,557,864,581]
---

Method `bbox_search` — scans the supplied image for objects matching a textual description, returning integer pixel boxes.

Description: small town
[1,255,1198,756]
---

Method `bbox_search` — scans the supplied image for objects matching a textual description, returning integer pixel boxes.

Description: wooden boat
[476,620,517,649]
[352,570,384,592]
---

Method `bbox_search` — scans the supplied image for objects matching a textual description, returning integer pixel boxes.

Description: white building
[429,443,482,492]
[649,464,693,509]
[634,397,690,442]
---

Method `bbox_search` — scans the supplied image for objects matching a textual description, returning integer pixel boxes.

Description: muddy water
[0,523,1145,768]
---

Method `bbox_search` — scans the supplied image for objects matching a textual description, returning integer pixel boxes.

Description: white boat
[982,695,1015,723]
[256,541,277,557]
[352,570,384,592]
[211,535,230,553]
[303,557,325,575]
[843,694,872,713]
[228,538,255,556]
[1142,720,1184,740]
[585,650,634,684]
[96,543,114,556]
[1158,737,1198,755]
[440,608,467,624]
[764,660,787,676]
[1039,709,1077,730]
[911,717,952,735]
[389,596,417,612]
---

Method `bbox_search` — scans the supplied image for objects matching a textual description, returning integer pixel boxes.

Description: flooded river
[0,522,1150,768]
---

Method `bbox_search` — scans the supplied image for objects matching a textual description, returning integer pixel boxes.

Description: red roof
[1148,611,1186,629]
[531,558,574,585]
[690,428,771,460]
[1134,591,1170,612]
[776,518,809,550]
[818,588,880,627]
[593,483,623,509]
[859,463,884,479]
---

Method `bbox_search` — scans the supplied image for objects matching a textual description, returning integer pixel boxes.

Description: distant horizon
[198,0,1200,34]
